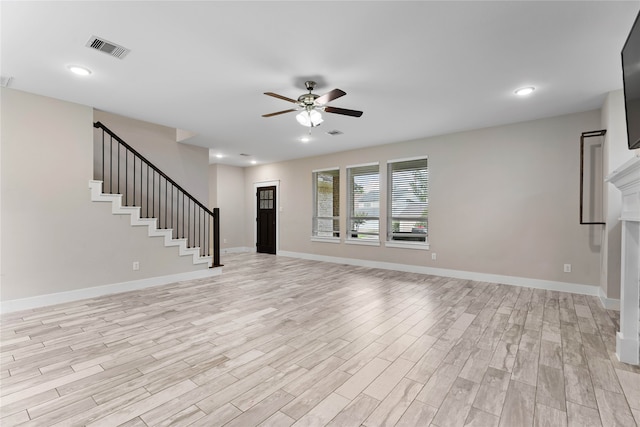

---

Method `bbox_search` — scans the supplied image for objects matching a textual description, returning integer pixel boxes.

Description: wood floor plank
[464,407,499,427]
[225,389,294,427]
[231,364,307,411]
[87,379,197,427]
[404,346,447,383]
[362,357,414,401]
[195,366,278,414]
[291,392,351,427]
[472,367,510,416]
[335,357,390,400]
[499,380,536,427]
[0,409,30,425]
[187,402,242,427]
[614,368,640,412]
[593,388,637,427]
[431,376,480,427]
[587,357,623,394]
[325,393,380,427]
[2,365,103,407]
[49,387,151,427]
[535,365,566,411]
[280,369,351,420]
[395,400,438,427]
[257,410,296,427]
[534,403,567,427]
[564,363,597,409]
[137,374,238,425]
[363,377,422,427]
[566,401,602,427]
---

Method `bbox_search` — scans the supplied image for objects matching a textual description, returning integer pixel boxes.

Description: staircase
[92,122,221,268]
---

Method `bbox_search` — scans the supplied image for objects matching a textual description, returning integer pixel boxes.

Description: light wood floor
[1,253,639,427]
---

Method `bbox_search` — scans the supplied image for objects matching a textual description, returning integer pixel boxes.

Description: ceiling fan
[262,81,363,127]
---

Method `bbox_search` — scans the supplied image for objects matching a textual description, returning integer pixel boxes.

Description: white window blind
[387,158,428,243]
[347,164,380,240]
[312,169,340,238]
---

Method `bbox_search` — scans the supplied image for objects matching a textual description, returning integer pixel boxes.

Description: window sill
[311,237,341,244]
[385,241,430,250]
[345,239,380,247]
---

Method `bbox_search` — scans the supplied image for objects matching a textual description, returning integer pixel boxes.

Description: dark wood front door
[256,186,276,254]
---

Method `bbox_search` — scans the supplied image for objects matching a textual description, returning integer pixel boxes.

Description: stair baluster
[93,121,221,267]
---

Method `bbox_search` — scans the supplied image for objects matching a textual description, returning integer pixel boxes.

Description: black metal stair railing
[93,121,221,268]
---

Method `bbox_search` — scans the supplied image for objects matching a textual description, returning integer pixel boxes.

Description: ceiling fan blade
[262,109,297,117]
[315,89,346,105]
[324,106,363,117]
[264,92,298,104]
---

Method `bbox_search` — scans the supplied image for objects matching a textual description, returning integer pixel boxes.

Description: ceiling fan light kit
[296,109,323,127]
[263,80,363,128]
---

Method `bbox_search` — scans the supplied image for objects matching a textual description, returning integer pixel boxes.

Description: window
[387,157,428,246]
[312,168,340,239]
[347,163,380,242]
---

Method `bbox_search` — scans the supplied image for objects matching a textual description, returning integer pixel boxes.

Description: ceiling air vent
[327,130,343,136]
[239,153,251,157]
[86,36,130,59]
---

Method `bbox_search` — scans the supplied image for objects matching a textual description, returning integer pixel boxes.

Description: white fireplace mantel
[606,155,640,365]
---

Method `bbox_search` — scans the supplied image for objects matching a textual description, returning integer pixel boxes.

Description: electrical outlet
[223,238,227,244]
[563,264,571,273]
[431,253,437,261]
[133,261,140,271]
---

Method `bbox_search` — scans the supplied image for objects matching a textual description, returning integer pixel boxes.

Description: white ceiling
[2,1,638,167]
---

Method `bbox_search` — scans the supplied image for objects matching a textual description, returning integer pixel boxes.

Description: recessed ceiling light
[514,86,535,96]
[300,137,310,143]
[250,160,257,165]
[68,65,92,76]
[215,154,223,159]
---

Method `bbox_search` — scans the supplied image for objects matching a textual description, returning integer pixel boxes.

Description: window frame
[385,156,429,250]
[346,162,381,246]
[311,167,341,243]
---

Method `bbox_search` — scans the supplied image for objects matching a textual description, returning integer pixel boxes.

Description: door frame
[253,180,280,254]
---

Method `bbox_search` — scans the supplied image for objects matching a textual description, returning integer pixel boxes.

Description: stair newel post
[213,207,221,267]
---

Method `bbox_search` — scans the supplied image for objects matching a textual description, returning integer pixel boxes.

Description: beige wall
[213,164,246,250]
[94,110,209,204]
[1,89,207,301]
[1,87,619,301]
[244,110,603,286]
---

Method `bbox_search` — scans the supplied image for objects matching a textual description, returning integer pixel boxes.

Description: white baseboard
[278,250,602,298]
[616,331,640,365]
[1,268,222,314]
[221,247,254,255]
[598,287,622,311]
